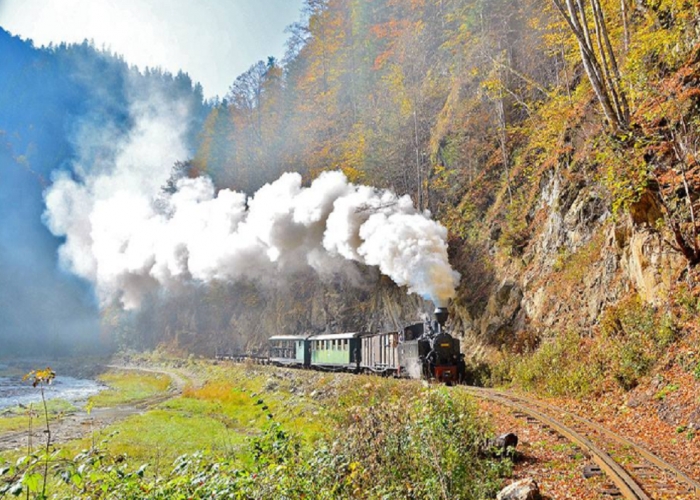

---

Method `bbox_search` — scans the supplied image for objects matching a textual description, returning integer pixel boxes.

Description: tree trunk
[413,110,423,210]
[551,0,629,130]
[620,0,630,52]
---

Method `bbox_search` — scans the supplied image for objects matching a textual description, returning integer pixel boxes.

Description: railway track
[464,387,700,499]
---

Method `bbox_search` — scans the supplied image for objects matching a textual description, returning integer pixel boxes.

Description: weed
[495,293,679,396]
[598,294,676,390]
[655,383,680,401]
[88,370,171,408]
[508,332,601,397]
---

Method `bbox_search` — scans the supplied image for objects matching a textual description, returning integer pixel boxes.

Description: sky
[0,0,304,99]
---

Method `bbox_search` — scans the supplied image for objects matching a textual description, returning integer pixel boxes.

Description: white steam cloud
[44,98,460,309]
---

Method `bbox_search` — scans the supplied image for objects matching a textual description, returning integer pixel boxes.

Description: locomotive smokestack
[434,307,448,327]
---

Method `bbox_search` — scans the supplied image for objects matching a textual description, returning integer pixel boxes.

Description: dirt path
[0,364,197,453]
[104,364,194,391]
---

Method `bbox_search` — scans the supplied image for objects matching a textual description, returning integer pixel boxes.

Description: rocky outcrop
[456,173,686,349]
[618,225,685,305]
[480,281,524,345]
[496,478,541,500]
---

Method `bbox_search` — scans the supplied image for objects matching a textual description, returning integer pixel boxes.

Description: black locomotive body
[397,307,465,384]
[267,307,465,383]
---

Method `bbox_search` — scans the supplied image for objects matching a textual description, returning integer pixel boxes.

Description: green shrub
[496,294,679,396]
[332,387,510,499]
[598,295,676,390]
[508,331,601,397]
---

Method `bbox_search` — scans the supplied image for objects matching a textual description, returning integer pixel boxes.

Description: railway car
[268,335,310,367]
[360,331,399,375]
[308,332,363,372]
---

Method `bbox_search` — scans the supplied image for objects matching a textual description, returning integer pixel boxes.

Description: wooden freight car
[360,331,399,375]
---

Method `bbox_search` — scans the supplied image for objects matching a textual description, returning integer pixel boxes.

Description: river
[0,367,103,411]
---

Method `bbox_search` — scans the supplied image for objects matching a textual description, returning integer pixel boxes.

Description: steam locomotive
[268,307,466,384]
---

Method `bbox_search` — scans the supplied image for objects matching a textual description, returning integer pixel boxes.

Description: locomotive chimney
[434,307,448,327]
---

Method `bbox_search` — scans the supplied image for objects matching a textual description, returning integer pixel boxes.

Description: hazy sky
[0,0,304,99]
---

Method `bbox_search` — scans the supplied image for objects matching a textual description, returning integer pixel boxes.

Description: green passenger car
[269,335,311,367]
[308,332,363,372]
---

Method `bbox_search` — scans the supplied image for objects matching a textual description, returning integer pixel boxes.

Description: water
[0,374,103,410]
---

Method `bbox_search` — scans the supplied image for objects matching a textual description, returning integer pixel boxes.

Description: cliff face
[450,169,687,358]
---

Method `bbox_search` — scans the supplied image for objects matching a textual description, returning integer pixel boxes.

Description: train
[268,307,466,384]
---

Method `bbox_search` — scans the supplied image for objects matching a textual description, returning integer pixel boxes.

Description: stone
[495,432,518,449]
[496,478,541,500]
[482,432,519,459]
[619,226,685,305]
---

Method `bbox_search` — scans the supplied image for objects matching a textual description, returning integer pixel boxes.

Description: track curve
[464,387,699,499]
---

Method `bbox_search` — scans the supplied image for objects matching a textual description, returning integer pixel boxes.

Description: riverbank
[0,364,175,453]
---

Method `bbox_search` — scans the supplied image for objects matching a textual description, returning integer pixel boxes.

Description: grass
[0,399,78,434]
[68,408,234,462]
[61,364,332,466]
[0,415,30,434]
[87,370,172,408]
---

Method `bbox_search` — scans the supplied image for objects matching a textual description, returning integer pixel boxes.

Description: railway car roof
[360,331,399,337]
[308,332,364,340]
[269,335,309,341]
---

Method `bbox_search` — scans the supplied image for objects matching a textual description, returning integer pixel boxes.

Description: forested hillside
[126,0,698,356]
[139,0,700,395]
[4,0,700,396]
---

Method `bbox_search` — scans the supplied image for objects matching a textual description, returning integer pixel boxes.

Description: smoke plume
[44,101,460,309]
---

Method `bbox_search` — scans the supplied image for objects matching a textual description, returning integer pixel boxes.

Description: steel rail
[464,387,651,500]
[484,388,700,496]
